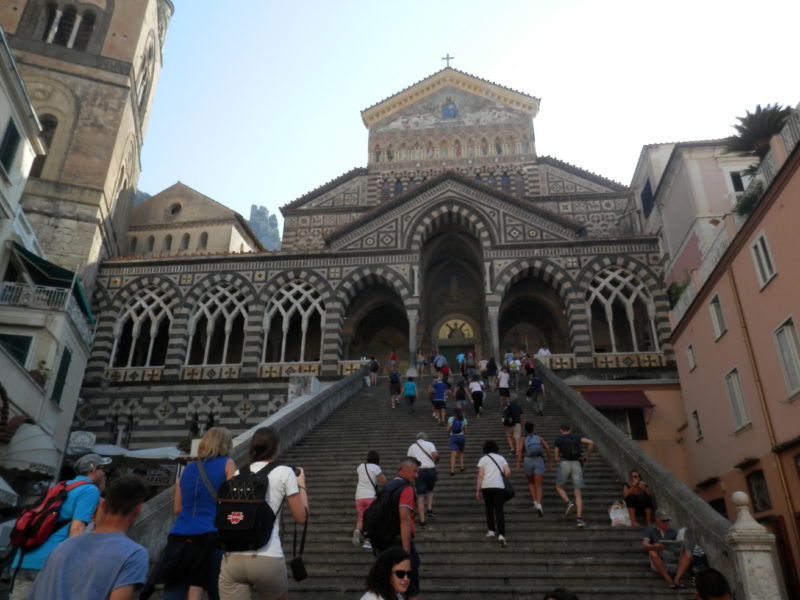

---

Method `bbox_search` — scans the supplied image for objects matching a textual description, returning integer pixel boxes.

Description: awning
[0,423,60,477]
[0,474,18,506]
[582,390,654,409]
[11,242,94,324]
[123,447,185,461]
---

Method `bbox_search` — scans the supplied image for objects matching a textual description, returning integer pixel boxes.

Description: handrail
[128,366,369,556]
[534,359,740,593]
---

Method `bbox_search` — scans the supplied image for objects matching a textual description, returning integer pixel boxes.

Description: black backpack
[214,463,280,552]
[362,478,411,551]
[502,406,516,426]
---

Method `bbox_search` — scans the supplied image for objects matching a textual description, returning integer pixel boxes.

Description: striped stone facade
[79,68,676,447]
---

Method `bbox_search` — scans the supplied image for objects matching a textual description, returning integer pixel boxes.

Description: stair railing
[128,366,369,558]
[535,359,786,600]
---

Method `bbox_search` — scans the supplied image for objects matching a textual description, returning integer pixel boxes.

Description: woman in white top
[218,426,309,600]
[360,546,412,600]
[475,439,511,547]
[353,450,387,548]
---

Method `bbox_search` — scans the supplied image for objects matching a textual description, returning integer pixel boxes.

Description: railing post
[724,491,786,600]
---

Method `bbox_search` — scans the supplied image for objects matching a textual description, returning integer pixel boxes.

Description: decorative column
[488,305,500,362]
[725,491,786,600]
[407,309,418,373]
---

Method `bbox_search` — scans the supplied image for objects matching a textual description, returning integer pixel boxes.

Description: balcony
[0,281,94,347]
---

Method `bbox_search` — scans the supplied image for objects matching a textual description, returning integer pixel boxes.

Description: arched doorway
[420,228,488,364]
[499,274,569,355]
[342,283,408,364]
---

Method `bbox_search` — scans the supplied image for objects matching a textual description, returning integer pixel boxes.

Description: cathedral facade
[78,68,673,448]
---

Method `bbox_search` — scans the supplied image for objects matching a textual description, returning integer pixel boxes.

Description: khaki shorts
[219,553,288,600]
[504,423,522,439]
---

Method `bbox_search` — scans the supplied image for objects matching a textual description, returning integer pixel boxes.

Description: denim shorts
[523,456,545,476]
[556,460,585,488]
[448,435,466,452]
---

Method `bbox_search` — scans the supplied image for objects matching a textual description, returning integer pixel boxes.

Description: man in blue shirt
[428,378,451,425]
[10,453,110,600]
[27,474,150,600]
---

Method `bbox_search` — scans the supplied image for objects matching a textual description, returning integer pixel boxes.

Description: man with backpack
[9,452,110,599]
[388,368,402,408]
[363,457,421,600]
[553,424,594,528]
[25,475,150,600]
[369,356,380,386]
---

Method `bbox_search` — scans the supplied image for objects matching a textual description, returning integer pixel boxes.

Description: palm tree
[725,103,793,159]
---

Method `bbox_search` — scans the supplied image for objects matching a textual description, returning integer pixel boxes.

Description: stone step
[274,381,689,600]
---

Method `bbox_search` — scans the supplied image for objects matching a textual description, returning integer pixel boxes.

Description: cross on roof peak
[441,53,455,68]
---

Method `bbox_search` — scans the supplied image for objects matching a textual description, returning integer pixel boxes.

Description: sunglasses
[393,570,412,579]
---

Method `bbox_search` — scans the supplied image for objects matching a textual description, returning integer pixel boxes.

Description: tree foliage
[725,104,792,160]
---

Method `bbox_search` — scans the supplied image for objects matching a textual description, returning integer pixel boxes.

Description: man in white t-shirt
[407,432,439,527]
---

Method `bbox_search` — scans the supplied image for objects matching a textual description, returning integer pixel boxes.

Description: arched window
[145,236,155,255]
[187,283,248,365]
[136,43,155,115]
[373,145,381,163]
[380,180,389,201]
[72,10,96,51]
[163,234,172,252]
[586,266,659,353]
[263,280,325,363]
[52,5,77,46]
[128,237,137,254]
[197,232,208,250]
[501,174,511,192]
[110,287,175,368]
[394,180,403,196]
[29,115,57,178]
[495,137,503,155]
[514,174,525,195]
[180,233,190,251]
[41,3,58,42]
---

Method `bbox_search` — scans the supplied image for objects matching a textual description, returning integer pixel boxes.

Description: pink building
[670,108,800,595]
[629,141,756,287]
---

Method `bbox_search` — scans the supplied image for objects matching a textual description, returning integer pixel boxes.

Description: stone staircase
[280,376,696,599]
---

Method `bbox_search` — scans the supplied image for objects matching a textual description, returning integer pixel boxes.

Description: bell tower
[0,0,174,289]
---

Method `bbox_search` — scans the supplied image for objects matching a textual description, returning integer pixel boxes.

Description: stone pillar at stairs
[407,308,418,372]
[725,491,787,600]
[488,305,500,362]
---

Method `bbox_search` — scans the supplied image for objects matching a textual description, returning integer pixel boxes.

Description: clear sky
[138,0,799,231]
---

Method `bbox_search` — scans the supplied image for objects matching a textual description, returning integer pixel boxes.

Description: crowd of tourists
[2,347,729,599]
[352,347,721,599]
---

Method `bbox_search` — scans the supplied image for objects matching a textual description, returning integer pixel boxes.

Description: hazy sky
[138,0,798,230]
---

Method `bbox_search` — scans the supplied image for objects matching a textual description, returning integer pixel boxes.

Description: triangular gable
[361,68,540,130]
[326,172,583,252]
[280,168,369,214]
[130,182,239,225]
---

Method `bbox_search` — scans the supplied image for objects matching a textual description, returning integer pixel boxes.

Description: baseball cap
[74,453,112,474]
[655,508,671,521]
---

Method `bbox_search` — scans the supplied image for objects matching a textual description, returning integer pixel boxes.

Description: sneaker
[498,535,507,547]
[485,530,496,538]
[564,501,575,516]
[352,529,363,547]
[576,518,585,528]
[362,540,372,549]
[537,503,544,518]
[426,509,435,518]
[418,521,426,529]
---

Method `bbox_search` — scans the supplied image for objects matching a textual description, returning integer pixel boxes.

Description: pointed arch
[407,199,497,252]
[578,258,669,354]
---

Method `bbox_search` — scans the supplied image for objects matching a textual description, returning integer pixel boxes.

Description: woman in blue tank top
[164,427,236,600]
